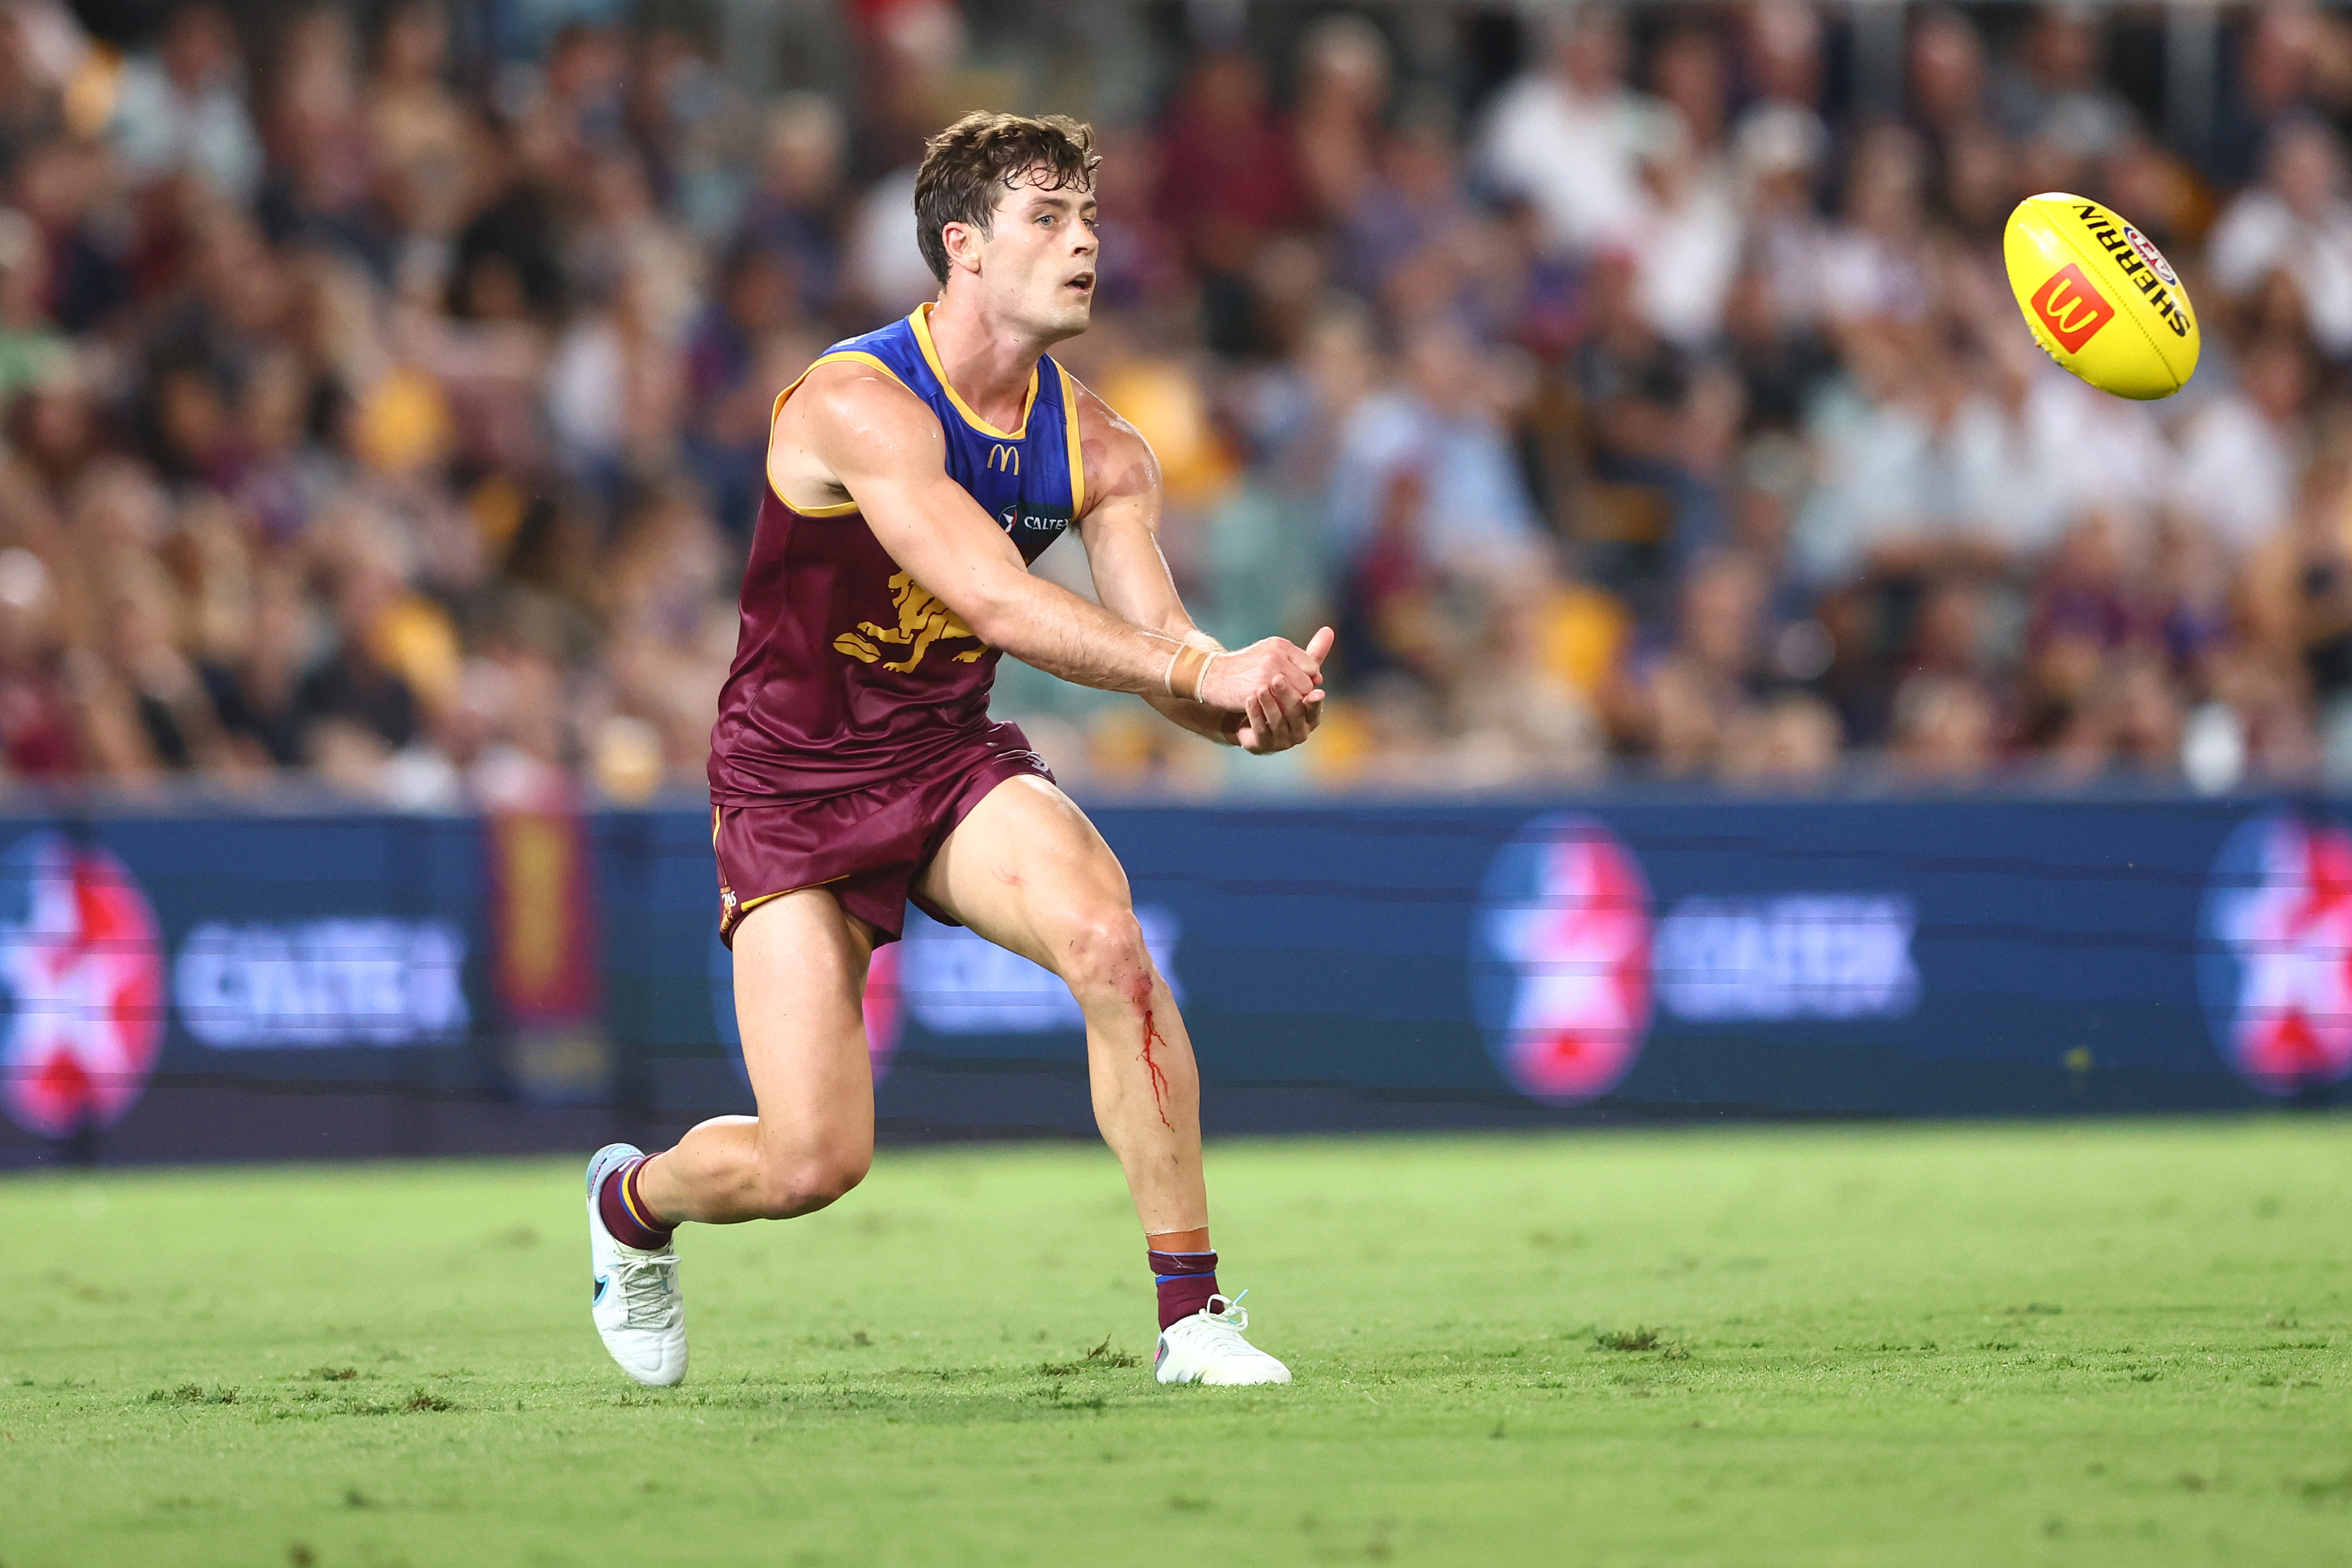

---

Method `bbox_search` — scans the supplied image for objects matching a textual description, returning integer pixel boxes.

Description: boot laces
[1202,1289,1250,1333]
[611,1250,678,1329]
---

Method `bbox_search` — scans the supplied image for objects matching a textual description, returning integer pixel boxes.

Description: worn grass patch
[2,1119,2348,1566]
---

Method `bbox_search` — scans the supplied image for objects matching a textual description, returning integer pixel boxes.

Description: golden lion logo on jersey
[833,572,985,674]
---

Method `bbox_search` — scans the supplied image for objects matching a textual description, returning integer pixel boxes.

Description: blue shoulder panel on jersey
[817,307,1081,564]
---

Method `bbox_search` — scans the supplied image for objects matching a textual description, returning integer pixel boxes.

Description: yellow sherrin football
[2002,193,2199,400]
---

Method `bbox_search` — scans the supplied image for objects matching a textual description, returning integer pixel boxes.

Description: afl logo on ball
[2120,225,2180,286]
[0,833,165,1138]
[2029,263,2116,353]
[2199,812,2352,1095]
[1470,815,1653,1104]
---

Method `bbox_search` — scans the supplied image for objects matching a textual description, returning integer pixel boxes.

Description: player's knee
[752,1146,870,1218]
[1054,908,1153,1001]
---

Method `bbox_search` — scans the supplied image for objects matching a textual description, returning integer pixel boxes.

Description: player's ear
[941,219,985,277]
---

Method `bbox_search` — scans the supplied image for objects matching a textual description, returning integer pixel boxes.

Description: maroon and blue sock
[598,1155,674,1251]
[1150,1248,1219,1329]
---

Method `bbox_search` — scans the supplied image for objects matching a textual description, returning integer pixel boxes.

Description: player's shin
[1077,970,1208,1238]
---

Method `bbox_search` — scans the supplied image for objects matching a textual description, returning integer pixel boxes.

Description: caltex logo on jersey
[0,833,165,1138]
[2199,812,2352,1095]
[1469,815,1654,1104]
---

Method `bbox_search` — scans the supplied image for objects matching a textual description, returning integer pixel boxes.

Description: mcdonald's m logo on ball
[987,444,1019,474]
[2029,263,2115,354]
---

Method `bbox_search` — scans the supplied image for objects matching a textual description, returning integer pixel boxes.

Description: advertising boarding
[0,813,489,1155]
[4,794,2349,1162]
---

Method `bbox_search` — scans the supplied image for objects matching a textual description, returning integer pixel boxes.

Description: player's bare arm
[1070,379,1334,754]
[771,362,1326,727]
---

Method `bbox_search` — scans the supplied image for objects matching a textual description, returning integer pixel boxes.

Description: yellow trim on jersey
[1060,365,1087,519]
[910,303,1038,441]
[763,350,916,516]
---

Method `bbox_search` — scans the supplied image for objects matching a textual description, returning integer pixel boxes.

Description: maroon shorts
[712,724,1053,947]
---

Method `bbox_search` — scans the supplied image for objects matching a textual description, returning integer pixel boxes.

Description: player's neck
[923,296,1050,431]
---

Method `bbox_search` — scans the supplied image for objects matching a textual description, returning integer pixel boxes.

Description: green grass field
[2,1119,2348,1567]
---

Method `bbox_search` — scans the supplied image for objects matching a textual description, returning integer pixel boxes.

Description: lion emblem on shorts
[834,572,985,674]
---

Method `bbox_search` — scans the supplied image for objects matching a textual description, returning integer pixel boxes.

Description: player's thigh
[917,774,1137,973]
[729,886,877,1147]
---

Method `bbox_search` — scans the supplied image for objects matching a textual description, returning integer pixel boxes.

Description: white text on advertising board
[174,920,470,1049]
[1652,896,1919,1022]
[898,907,1181,1033]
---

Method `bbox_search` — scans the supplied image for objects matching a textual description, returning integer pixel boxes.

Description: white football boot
[585,1143,688,1386]
[1154,1290,1292,1386]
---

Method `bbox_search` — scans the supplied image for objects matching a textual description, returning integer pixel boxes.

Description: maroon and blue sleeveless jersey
[708,304,1084,803]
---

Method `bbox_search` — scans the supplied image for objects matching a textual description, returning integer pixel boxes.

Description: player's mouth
[1065,271,1095,297]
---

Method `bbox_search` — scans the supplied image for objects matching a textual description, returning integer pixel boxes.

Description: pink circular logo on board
[2199,812,2352,1093]
[1470,815,1654,1104]
[2122,225,2179,286]
[0,833,165,1138]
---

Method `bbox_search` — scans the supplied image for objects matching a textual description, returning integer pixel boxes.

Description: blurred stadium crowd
[3,0,2351,801]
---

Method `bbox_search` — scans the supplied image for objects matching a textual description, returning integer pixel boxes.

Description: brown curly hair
[913,112,1099,286]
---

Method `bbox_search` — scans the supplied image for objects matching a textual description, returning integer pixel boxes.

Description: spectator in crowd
[1291,12,1391,224]
[2170,332,2311,557]
[1617,98,1742,349]
[2207,117,2352,361]
[1479,7,1660,260]
[1156,46,1305,352]
[109,2,261,203]
[2203,0,2326,189]
[1326,320,1546,577]
[1890,672,2000,782]
[1619,548,1772,777]
[734,93,849,317]
[1992,3,2136,161]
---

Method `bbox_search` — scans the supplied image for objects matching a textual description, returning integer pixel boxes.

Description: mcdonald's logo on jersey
[987,444,1019,474]
[2028,263,2115,354]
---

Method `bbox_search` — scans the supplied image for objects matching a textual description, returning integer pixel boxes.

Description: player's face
[979,175,1098,339]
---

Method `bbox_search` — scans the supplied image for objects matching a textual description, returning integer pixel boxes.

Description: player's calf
[745,1145,870,1219]
[629,1117,873,1224]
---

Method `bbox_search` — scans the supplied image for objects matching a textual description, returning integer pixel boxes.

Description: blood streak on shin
[1131,973,1174,1129]
[1137,1010,1174,1129]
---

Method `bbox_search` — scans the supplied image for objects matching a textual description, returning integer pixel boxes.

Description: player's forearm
[1134,623,1233,740]
[966,572,1192,697]
[1140,691,1241,745]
